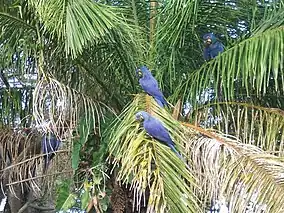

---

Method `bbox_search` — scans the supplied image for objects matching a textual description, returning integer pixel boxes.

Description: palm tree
[0,0,284,212]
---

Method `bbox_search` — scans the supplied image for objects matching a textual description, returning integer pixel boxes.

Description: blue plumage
[203,33,224,61]
[136,66,167,107]
[135,111,188,167]
[42,133,60,171]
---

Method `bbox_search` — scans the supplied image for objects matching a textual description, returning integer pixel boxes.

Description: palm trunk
[149,0,158,43]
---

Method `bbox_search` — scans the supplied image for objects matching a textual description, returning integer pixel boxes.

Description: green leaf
[28,0,138,58]
[173,26,284,104]
[72,140,82,170]
[81,190,90,210]
[72,114,95,169]
[56,180,74,210]
[61,194,77,211]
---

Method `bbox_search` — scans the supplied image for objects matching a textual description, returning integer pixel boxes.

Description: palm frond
[173,26,284,103]
[0,9,38,76]
[108,94,284,212]
[189,102,284,156]
[156,0,199,47]
[252,2,284,34]
[0,88,33,127]
[182,123,284,212]
[76,34,147,109]
[28,0,139,58]
[0,12,36,37]
[0,2,37,48]
[108,94,201,213]
[150,0,284,97]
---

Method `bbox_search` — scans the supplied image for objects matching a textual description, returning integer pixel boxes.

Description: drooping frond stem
[0,12,36,31]
[187,134,284,212]
[33,77,105,139]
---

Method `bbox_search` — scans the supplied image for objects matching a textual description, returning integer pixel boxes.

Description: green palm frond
[28,0,139,58]
[77,40,145,109]
[108,94,284,212]
[0,1,37,45]
[173,26,284,103]
[150,0,284,98]
[0,12,36,40]
[0,88,33,127]
[0,9,38,73]
[108,94,201,213]
[33,77,105,138]
[189,102,284,156]
[252,2,284,34]
[156,0,199,46]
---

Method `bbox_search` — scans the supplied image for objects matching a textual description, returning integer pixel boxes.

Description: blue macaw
[42,133,60,171]
[135,111,189,168]
[203,33,224,61]
[136,66,167,107]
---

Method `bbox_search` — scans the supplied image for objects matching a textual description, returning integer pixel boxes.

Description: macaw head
[203,33,217,46]
[136,66,151,79]
[135,111,150,122]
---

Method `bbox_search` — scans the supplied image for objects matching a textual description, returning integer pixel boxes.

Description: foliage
[72,114,95,170]
[108,94,201,212]
[1,0,284,212]
[56,179,76,210]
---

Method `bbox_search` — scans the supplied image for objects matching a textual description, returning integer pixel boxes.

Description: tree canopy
[0,0,284,212]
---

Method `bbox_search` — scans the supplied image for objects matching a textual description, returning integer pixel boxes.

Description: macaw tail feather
[43,154,54,173]
[168,144,190,170]
[154,96,167,107]
[43,159,49,173]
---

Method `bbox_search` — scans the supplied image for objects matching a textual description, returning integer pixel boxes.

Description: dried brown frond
[0,128,73,197]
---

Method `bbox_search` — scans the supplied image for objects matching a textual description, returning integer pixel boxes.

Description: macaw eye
[135,113,144,122]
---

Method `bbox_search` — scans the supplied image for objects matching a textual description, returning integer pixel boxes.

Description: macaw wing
[216,41,224,52]
[209,42,224,58]
[203,47,211,61]
[139,77,165,98]
[144,117,173,145]
[42,135,60,153]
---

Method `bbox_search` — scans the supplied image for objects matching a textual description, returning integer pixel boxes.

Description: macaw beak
[136,71,143,78]
[205,38,212,44]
